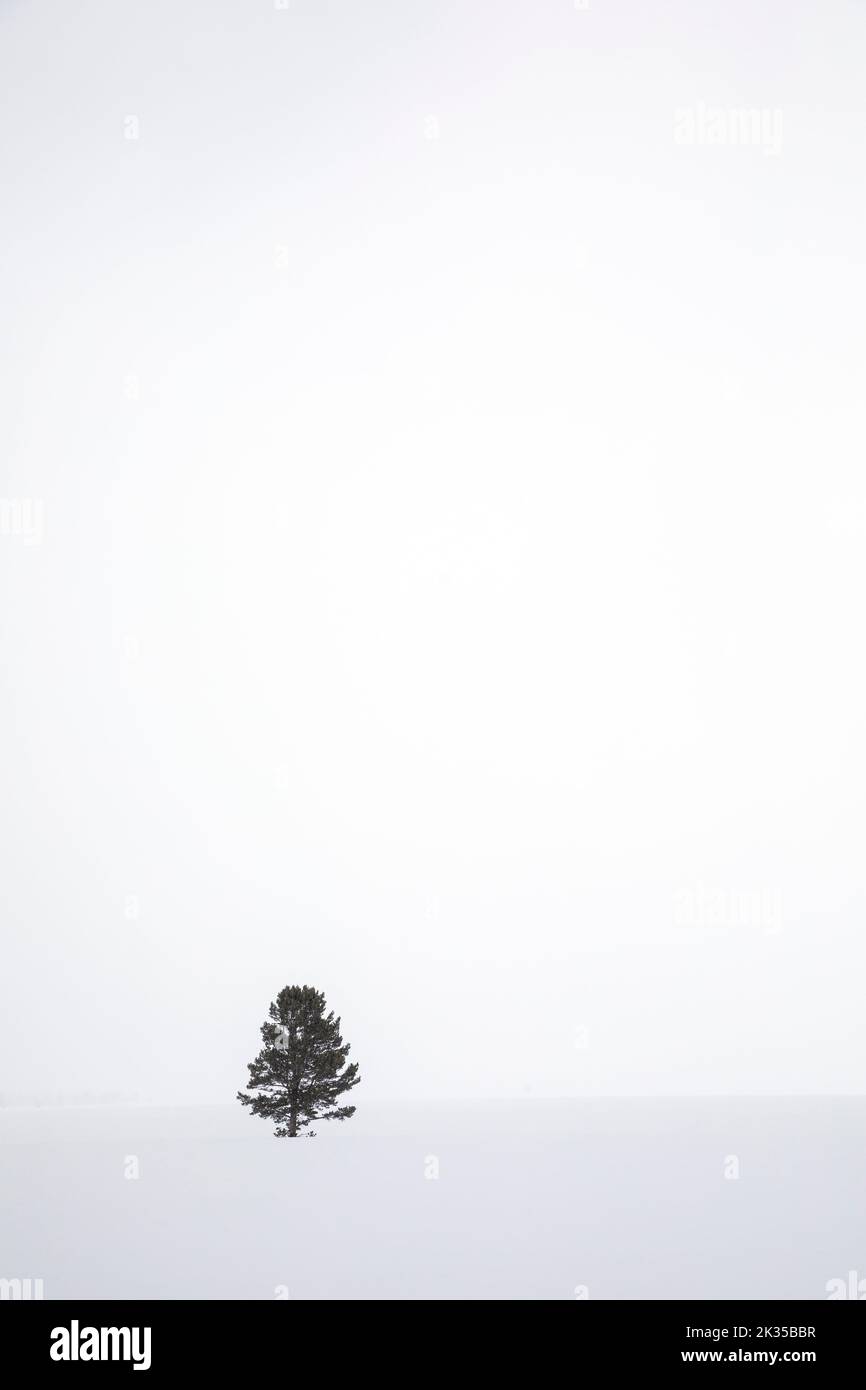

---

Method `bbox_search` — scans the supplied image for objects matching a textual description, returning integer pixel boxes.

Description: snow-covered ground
[1,1098,863,1300]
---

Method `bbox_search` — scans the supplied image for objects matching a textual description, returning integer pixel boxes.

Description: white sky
[2,0,865,1102]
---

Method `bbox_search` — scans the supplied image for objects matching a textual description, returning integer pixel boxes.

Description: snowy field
[1,1098,863,1300]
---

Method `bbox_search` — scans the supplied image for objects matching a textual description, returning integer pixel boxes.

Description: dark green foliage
[237,985,360,1138]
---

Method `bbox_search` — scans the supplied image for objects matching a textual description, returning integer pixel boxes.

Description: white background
[2,0,865,1107]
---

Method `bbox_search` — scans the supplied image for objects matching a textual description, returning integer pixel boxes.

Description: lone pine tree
[237,985,360,1138]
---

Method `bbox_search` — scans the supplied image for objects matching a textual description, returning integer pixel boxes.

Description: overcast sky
[1,0,865,1104]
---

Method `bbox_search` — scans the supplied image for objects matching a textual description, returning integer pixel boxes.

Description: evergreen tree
[237,985,360,1138]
